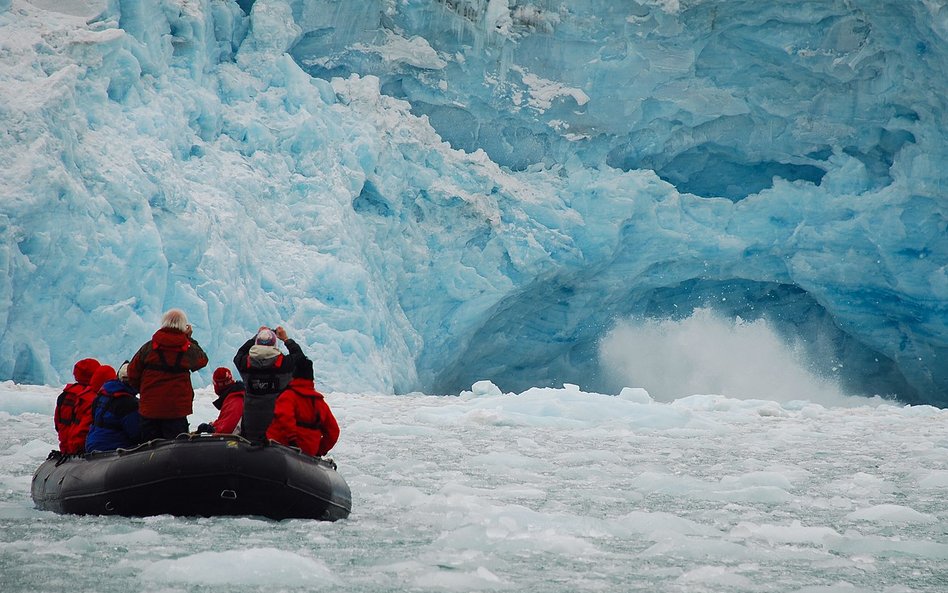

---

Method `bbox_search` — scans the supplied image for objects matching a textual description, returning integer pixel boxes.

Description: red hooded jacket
[266,378,339,456]
[210,382,245,434]
[54,358,101,454]
[127,327,208,419]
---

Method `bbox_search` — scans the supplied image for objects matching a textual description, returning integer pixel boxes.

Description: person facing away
[195,367,245,435]
[85,362,142,453]
[266,357,339,457]
[126,308,209,441]
[54,358,101,455]
[233,325,305,443]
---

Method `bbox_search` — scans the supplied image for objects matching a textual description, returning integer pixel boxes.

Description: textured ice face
[291,1,943,196]
[286,0,948,403]
[0,0,945,405]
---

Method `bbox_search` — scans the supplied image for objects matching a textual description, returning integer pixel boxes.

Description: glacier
[0,0,946,405]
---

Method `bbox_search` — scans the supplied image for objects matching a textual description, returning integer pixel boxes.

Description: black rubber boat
[31,434,351,521]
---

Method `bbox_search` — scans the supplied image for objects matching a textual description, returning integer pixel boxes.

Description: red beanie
[73,358,101,385]
[90,365,116,394]
[213,367,234,389]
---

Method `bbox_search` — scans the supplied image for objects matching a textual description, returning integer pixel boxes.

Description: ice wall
[288,0,948,403]
[0,0,946,405]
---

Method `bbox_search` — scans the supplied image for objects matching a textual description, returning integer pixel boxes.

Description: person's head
[161,308,189,332]
[73,358,101,385]
[212,367,235,395]
[117,360,130,383]
[293,357,314,381]
[90,365,116,394]
[254,328,277,347]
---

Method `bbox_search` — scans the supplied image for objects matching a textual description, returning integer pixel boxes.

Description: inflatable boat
[31,434,351,521]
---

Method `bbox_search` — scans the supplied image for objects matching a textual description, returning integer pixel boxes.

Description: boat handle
[220,490,238,500]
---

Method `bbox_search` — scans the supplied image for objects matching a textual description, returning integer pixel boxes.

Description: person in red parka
[266,357,339,457]
[126,308,209,441]
[54,358,101,455]
[195,367,245,434]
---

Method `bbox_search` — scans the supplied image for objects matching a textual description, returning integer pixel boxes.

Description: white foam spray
[599,308,857,406]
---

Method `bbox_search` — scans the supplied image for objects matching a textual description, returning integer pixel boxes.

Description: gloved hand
[196,423,215,434]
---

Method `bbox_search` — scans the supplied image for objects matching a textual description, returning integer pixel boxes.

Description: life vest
[144,345,191,374]
[56,384,87,427]
[92,394,132,429]
[85,382,140,453]
[55,383,95,455]
[242,354,285,395]
[288,387,322,430]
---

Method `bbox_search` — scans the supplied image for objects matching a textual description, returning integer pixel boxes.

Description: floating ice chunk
[719,471,796,490]
[465,380,503,397]
[140,548,339,587]
[845,504,936,524]
[729,520,840,545]
[413,565,507,591]
[677,565,754,588]
[917,470,948,489]
[617,387,653,403]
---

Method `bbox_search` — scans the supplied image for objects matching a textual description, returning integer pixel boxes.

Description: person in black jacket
[233,325,305,443]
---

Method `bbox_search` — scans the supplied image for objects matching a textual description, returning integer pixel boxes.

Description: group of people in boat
[53,308,339,458]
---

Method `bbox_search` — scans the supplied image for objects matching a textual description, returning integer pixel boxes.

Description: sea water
[1,382,946,592]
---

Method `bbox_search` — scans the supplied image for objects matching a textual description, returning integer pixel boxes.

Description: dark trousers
[240,392,280,443]
[140,417,190,441]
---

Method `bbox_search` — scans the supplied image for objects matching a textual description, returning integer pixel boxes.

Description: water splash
[599,308,857,405]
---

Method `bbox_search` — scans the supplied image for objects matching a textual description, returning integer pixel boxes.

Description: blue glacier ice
[0,0,945,405]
